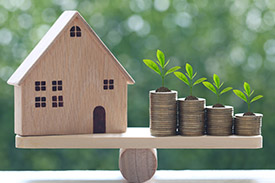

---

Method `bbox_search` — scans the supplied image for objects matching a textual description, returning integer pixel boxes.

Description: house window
[52,80,62,91]
[103,79,114,90]
[70,26,81,37]
[35,97,46,108]
[35,81,46,91]
[52,95,63,108]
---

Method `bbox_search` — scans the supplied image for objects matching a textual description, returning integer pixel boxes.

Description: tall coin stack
[178,98,206,136]
[149,90,177,136]
[206,106,233,136]
[234,113,262,136]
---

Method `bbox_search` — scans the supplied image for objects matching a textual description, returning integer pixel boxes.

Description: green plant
[202,74,232,105]
[143,50,181,88]
[233,82,263,113]
[174,63,206,96]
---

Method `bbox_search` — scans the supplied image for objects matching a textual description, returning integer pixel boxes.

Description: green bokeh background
[0,0,274,170]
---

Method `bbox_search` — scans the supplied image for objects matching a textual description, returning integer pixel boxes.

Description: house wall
[18,16,128,136]
[14,86,22,134]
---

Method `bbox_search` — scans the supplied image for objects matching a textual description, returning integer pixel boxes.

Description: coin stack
[206,106,233,136]
[178,98,206,136]
[149,90,177,136]
[234,113,263,136]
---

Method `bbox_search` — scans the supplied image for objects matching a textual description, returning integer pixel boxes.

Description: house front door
[93,106,106,133]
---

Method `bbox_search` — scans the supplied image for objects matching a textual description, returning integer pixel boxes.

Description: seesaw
[16,127,262,182]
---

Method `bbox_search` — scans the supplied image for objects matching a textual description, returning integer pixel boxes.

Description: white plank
[16,128,262,149]
[1,170,275,183]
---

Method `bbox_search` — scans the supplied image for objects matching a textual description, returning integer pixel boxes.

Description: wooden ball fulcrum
[119,148,157,182]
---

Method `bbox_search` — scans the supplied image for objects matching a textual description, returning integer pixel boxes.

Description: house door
[93,106,106,133]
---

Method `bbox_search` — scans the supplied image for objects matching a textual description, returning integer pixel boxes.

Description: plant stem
[217,87,220,104]
[161,67,164,87]
[190,78,193,96]
[247,95,250,112]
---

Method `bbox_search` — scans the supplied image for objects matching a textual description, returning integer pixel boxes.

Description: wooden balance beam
[16,127,263,182]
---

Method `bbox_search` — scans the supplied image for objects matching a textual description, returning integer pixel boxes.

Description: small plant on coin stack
[233,82,263,136]
[233,82,263,116]
[143,50,180,136]
[143,49,181,92]
[174,63,206,100]
[203,74,232,107]
[174,63,207,136]
[203,74,234,136]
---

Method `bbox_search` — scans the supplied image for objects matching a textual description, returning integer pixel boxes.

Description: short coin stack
[206,106,233,136]
[234,113,262,136]
[149,90,177,136]
[178,98,205,136]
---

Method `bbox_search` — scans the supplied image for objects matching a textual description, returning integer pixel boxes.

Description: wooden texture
[119,148,157,182]
[7,11,135,136]
[16,128,263,149]
[14,86,22,134]
[7,11,134,86]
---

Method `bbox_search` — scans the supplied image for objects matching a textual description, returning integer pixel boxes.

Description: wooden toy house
[7,11,135,136]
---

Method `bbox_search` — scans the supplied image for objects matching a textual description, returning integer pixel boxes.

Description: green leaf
[143,59,161,75]
[165,66,181,76]
[174,72,189,86]
[192,72,197,79]
[233,89,247,103]
[185,63,193,79]
[156,60,161,67]
[213,74,220,88]
[250,95,263,103]
[203,81,217,94]
[244,82,251,96]
[220,82,224,88]
[193,77,207,86]
[250,90,254,97]
[163,59,170,68]
[220,87,233,95]
[157,49,165,68]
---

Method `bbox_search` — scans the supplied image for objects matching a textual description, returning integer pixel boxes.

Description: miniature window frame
[35,97,46,108]
[52,80,62,91]
[103,79,114,90]
[52,95,64,108]
[70,26,81,37]
[35,81,46,91]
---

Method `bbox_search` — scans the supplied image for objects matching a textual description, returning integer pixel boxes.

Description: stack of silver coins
[234,113,262,136]
[206,106,233,135]
[178,98,206,136]
[149,90,177,136]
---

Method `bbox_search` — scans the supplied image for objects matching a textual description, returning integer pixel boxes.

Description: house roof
[7,11,135,86]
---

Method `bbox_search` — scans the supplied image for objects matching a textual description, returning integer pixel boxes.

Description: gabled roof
[7,11,135,86]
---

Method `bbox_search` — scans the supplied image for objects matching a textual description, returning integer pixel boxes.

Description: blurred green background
[0,0,274,170]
